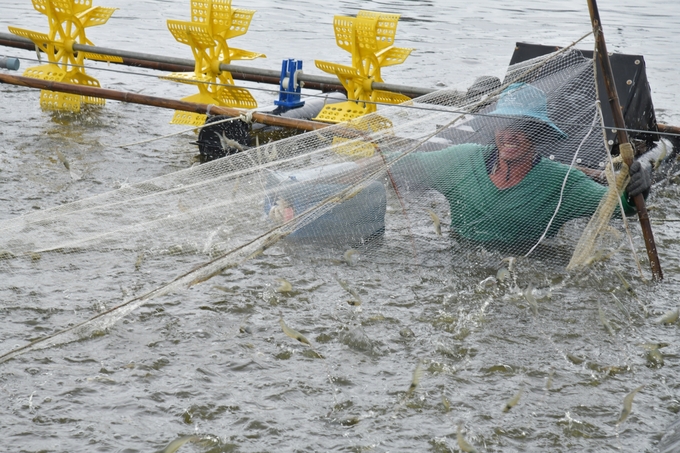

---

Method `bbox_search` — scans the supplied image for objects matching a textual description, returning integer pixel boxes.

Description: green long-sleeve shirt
[392,143,635,247]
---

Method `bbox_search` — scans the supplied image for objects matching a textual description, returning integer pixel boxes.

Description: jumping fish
[405,359,424,397]
[275,278,293,293]
[613,269,634,294]
[617,385,644,425]
[501,257,516,272]
[216,131,246,152]
[343,249,359,265]
[496,267,510,283]
[655,307,680,325]
[478,276,497,290]
[456,424,478,453]
[160,435,199,453]
[646,346,664,368]
[597,301,616,336]
[610,293,630,320]
[502,386,524,412]
[425,208,442,236]
[524,284,538,315]
[279,314,311,346]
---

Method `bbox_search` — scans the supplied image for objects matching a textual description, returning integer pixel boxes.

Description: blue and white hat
[491,82,567,139]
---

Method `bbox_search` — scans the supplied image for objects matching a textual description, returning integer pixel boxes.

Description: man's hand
[627,160,652,199]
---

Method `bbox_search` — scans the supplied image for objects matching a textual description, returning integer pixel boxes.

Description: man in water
[387,82,651,252]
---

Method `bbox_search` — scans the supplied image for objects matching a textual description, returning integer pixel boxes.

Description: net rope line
[524,103,599,258]
[0,37,587,238]
[0,36,642,362]
[596,96,644,279]
[0,128,413,363]
[567,31,640,273]
[0,37,621,267]
[112,109,263,148]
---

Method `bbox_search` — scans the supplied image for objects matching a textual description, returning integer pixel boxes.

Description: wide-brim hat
[490,82,567,140]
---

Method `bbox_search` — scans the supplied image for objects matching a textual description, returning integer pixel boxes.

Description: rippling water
[2,1,680,452]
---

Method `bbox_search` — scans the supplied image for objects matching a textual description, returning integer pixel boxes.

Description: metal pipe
[0,32,433,97]
[587,0,663,281]
[0,56,20,70]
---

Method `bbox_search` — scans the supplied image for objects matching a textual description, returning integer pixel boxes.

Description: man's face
[495,128,534,163]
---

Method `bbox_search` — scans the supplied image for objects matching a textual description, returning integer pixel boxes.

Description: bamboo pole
[587,0,663,281]
[0,32,433,98]
[0,72,328,132]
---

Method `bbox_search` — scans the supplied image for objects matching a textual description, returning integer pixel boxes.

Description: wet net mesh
[0,45,642,361]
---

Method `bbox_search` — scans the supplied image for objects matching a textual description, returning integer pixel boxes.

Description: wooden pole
[587,0,663,281]
[0,72,329,132]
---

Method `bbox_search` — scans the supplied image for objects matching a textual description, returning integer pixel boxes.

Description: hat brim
[492,112,568,140]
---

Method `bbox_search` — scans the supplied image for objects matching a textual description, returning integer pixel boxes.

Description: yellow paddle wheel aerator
[314,10,414,124]
[164,0,265,126]
[8,0,121,112]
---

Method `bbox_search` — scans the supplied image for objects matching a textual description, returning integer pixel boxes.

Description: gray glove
[626,160,652,199]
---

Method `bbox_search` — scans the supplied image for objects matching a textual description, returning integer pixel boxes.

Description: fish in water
[335,276,362,304]
[503,386,524,412]
[425,208,442,236]
[639,342,669,350]
[343,248,359,265]
[159,435,199,453]
[442,395,451,413]
[134,252,144,271]
[567,353,586,365]
[639,342,667,368]
[279,314,311,346]
[655,307,680,325]
[405,359,424,397]
[597,301,616,336]
[546,367,554,391]
[617,385,644,425]
[524,284,538,315]
[55,149,70,170]
[275,278,293,293]
[457,424,478,453]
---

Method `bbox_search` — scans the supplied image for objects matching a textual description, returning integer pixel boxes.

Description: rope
[525,103,599,257]
[113,115,242,148]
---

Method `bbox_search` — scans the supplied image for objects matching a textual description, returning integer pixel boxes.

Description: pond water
[1,1,680,452]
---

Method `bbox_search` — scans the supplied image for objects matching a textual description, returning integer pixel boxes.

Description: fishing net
[0,43,649,361]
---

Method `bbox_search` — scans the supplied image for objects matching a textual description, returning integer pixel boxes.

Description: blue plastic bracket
[275,58,305,110]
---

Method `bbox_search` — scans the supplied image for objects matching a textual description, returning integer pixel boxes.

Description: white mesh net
[0,44,642,361]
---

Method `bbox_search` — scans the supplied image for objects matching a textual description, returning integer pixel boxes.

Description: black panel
[508,42,659,145]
